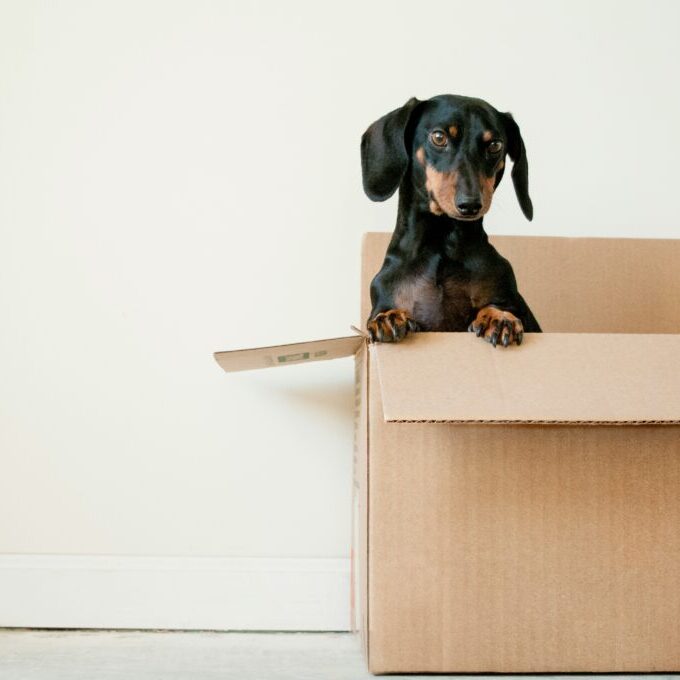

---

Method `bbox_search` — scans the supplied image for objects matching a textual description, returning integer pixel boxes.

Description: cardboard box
[215,232,680,674]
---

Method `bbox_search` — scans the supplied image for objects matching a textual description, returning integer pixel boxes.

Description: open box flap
[373,332,680,424]
[214,335,364,373]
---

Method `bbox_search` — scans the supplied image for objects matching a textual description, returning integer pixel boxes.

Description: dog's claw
[489,320,501,347]
[500,322,513,347]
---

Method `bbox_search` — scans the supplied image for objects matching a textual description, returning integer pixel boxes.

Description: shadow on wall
[272,376,355,424]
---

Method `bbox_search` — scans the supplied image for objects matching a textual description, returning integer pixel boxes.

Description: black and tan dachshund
[362,94,541,347]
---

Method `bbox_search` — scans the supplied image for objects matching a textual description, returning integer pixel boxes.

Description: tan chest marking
[393,276,445,329]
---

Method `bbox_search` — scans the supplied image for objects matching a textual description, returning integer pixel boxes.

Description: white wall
[1,0,679,628]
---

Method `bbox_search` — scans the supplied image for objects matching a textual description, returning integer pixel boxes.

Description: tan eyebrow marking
[482,130,493,142]
[448,125,458,138]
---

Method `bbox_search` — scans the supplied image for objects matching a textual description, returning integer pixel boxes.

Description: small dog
[362,94,541,347]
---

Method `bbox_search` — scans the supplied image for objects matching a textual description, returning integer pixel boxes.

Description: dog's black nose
[456,198,482,216]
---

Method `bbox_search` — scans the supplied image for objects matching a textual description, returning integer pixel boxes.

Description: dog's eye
[430,130,447,147]
[488,140,503,154]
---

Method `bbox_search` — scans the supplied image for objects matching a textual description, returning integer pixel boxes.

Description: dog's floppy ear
[361,97,421,202]
[502,113,533,221]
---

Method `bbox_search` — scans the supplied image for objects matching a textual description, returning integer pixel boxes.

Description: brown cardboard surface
[361,232,680,333]
[213,335,362,372]
[367,391,680,672]
[350,344,369,654]
[373,331,680,424]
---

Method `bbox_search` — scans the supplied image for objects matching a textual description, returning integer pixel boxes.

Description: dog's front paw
[469,306,523,347]
[367,309,417,343]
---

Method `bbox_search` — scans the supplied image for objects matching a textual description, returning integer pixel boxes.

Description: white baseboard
[0,555,350,631]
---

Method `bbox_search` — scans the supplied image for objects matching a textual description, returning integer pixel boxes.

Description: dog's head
[361,94,532,221]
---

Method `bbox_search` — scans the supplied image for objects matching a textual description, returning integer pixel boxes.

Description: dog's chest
[394,266,474,332]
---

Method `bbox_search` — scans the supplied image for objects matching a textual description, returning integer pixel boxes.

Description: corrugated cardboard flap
[373,332,680,424]
[214,335,364,372]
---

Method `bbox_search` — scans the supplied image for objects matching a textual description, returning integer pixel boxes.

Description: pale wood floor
[0,630,673,679]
